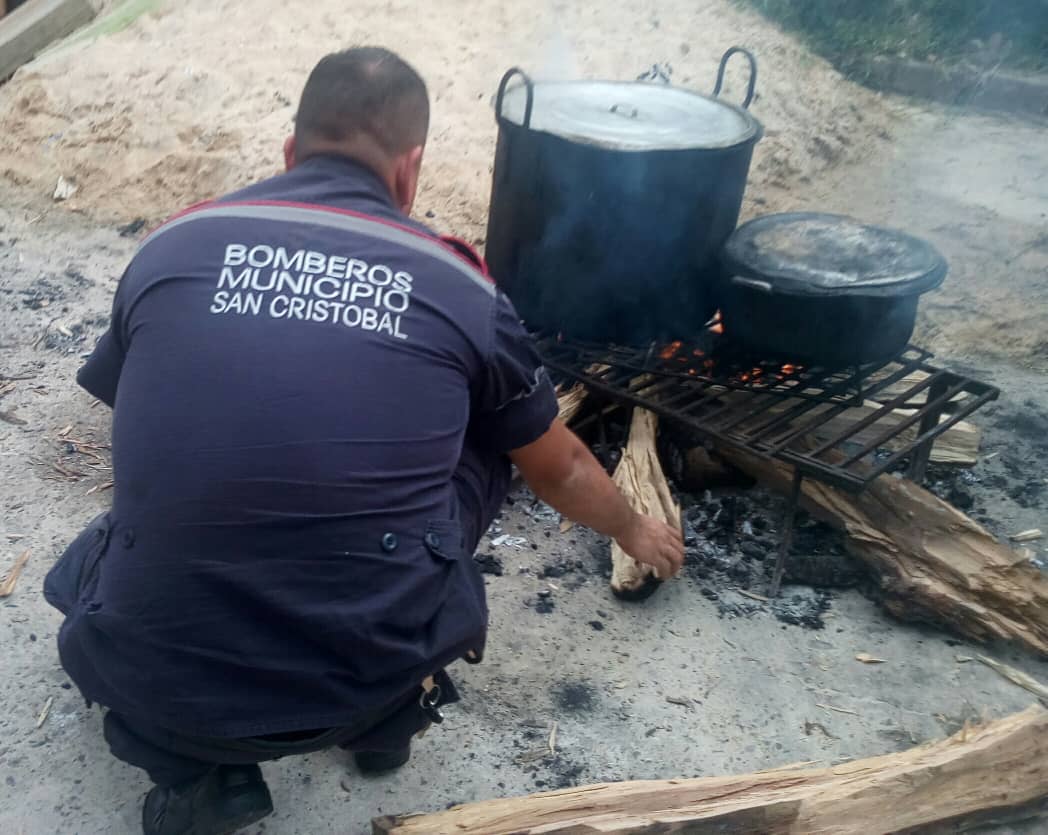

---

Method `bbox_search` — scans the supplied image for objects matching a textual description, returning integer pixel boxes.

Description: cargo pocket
[44,512,111,615]
[421,520,465,563]
[424,519,488,663]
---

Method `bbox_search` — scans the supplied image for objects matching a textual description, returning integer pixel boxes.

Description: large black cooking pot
[486,48,763,344]
[719,213,948,368]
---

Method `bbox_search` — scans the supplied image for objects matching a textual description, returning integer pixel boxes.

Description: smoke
[534,25,579,82]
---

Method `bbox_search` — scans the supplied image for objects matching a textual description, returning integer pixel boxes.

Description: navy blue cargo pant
[49,440,510,788]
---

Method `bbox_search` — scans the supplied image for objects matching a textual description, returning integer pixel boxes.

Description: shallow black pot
[719,279,921,368]
[718,213,948,368]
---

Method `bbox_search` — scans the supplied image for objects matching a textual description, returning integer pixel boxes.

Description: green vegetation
[742,0,1048,72]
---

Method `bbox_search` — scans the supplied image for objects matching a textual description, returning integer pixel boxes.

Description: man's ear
[392,145,425,214]
[283,136,297,171]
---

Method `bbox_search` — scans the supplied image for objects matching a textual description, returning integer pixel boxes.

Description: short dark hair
[295,47,429,155]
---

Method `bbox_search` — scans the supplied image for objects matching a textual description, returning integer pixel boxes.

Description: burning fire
[659,340,683,361]
[650,322,804,385]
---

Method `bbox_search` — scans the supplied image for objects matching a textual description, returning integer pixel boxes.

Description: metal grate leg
[769,470,803,597]
[907,378,952,483]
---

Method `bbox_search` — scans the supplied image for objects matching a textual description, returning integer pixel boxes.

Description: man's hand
[611,512,685,579]
[510,421,686,578]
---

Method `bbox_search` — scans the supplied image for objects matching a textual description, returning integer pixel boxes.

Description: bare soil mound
[0,0,893,242]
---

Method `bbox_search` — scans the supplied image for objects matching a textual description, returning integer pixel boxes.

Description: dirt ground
[0,0,890,237]
[787,106,1048,373]
[1,2,1047,834]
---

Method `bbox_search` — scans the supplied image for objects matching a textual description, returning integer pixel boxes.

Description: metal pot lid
[722,212,947,297]
[498,80,761,151]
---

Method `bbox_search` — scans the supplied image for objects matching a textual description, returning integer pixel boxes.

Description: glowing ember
[659,340,683,361]
[709,322,725,335]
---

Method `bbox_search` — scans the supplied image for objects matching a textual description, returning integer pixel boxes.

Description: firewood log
[555,382,587,425]
[374,705,1048,835]
[719,447,1048,657]
[609,408,680,600]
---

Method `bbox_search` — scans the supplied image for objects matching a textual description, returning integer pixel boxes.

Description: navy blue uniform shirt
[59,155,558,737]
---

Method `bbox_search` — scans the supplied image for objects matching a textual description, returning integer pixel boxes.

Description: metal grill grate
[537,335,1000,493]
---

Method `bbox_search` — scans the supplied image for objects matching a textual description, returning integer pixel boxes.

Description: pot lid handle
[713,47,757,109]
[496,68,535,128]
[731,275,774,293]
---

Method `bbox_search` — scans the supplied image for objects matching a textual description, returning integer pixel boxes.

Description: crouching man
[44,47,683,835]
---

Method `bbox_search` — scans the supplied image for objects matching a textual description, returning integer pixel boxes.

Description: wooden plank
[34,0,162,65]
[714,391,981,466]
[374,705,1048,834]
[809,399,980,465]
[720,446,1048,657]
[0,0,94,81]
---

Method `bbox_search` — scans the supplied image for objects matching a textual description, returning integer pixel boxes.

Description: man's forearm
[509,421,685,577]
[519,436,636,540]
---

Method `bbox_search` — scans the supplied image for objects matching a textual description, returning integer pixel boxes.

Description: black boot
[354,744,411,775]
[142,764,273,835]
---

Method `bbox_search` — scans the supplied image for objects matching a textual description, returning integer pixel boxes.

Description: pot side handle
[496,68,535,128]
[713,47,757,109]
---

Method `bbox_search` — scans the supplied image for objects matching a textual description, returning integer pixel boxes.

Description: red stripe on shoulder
[144,199,494,285]
[243,201,494,282]
[437,235,494,283]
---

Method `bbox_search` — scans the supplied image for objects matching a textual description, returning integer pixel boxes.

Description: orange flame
[659,340,683,361]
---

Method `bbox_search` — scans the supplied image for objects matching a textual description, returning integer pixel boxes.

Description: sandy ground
[0,1,888,231]
[788,107,1048,373]
[1,2,1047,834]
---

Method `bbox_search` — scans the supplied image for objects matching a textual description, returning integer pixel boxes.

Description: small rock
[588,620,605,631]
[534,597,554,614]
[117,219,147,238]
[740,541,766,562]
[473,553,504,576]
[947,485,975,510]
[53,176,78,202]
